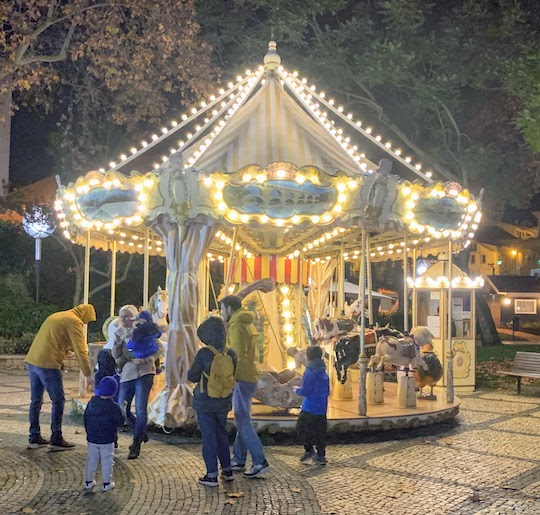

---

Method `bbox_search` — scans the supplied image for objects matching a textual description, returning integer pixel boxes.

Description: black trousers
[296,411,327,457]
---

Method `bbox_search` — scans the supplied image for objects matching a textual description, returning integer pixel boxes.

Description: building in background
[484,275,540,327]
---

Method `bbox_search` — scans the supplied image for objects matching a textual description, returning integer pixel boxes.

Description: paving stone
[3,371,540,514]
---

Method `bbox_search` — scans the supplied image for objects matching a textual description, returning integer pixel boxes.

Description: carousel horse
[368,328,429,373]
[333,325,403,384]
[148,286,169,328]
[345,298,370,321]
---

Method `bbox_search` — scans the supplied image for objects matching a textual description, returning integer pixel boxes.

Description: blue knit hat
[134,310,153,324]
[95,376,118,398]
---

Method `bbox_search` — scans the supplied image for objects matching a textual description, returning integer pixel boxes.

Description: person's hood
[132,321,162,342]
[72,304,96,323]
[97,349,116,373]
[134,310,153,324]
[229,307,254,325]
[307,358,326,373]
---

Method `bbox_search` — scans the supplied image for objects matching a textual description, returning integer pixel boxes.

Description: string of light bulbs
[279,68,434,183]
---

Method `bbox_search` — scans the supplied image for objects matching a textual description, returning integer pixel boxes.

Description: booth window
[515,299,537,315]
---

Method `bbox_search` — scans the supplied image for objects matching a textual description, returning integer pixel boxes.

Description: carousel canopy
[55,42,483,261]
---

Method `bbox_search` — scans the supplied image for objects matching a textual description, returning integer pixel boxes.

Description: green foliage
[476,344,540,363]
[0,274,56,340]
[0,333,35,355]
[0,222,33,274]
[198,0,540,215]
[505,51,540,152]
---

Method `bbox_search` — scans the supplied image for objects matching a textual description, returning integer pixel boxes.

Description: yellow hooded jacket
[226,308,260,383]
[25,304,96,376]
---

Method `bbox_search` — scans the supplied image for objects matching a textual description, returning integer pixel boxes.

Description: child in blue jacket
[84,376,125,492]
[295,345,330,465]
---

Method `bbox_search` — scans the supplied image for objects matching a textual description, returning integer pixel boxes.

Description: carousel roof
[181,75,372,176]
[54,42,483,262]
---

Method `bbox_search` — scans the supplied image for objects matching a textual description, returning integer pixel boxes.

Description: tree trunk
[0,84,11,195]
[454,247,501,346]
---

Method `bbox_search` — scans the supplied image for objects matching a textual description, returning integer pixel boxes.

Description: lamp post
[510,249,518,272]
[22,207,56,303]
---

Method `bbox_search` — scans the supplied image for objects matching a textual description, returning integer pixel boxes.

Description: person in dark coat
[295,345,330,465]
[94,350,120,403]
[188,316,237,487]
[84,376,125,492]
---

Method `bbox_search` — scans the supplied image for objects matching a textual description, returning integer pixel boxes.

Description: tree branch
[339,88,459,182]
[15,3,126,66]
[89,254,134,298]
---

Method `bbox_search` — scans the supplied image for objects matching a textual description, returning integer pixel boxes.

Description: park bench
[497,351,540,394]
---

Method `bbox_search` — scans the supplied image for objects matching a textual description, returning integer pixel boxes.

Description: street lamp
[416,258,430,276]
[510,249,518,272]
[23,207,56,303]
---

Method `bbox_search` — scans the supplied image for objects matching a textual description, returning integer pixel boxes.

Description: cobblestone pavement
[2,371,540,514]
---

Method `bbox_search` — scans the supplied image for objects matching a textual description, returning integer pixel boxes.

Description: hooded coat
[25,304,96,376]
[225,308,260,383]
[84,396,125,444]
[187,341,237,414]
[126,321,161,359]
[95,350,120,403]
[296,358,330,416]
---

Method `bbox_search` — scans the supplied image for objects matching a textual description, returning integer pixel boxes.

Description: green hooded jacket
[226,308,260,383]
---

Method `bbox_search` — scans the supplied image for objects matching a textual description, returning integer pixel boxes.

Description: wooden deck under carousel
[245,381,460,434]
[71,373,459,434]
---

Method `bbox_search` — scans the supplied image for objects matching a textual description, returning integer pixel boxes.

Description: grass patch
[477,344,540,363]
[476,344,540,393]
[497,331,528,342]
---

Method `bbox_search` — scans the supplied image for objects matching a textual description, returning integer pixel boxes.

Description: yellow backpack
[201,346,236,398]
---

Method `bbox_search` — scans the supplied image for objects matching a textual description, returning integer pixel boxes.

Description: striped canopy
[182,76,375,176]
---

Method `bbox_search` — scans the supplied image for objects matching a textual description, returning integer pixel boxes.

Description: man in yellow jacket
[220,295,270,478]
[25,304,96,450]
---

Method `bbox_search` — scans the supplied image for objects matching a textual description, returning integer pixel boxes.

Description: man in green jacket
[220,295,270,478]
[25,304,96,450]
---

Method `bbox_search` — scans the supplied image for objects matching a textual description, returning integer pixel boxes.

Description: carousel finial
[264,40,281,71]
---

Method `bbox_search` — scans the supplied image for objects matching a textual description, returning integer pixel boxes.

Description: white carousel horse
[345,298,370,320]
[148,286,169,328]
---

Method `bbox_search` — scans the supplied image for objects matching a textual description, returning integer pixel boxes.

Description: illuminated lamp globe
[416,258,430,276]
[23,208,56,239]
[23,207,56,304]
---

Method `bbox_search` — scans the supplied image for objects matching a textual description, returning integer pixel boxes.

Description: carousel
[59,42,484,432]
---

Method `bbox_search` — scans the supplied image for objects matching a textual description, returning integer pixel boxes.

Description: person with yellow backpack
[188,316,237,487]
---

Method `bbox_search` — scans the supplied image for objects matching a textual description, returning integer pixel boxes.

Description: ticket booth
[411,260,482,392]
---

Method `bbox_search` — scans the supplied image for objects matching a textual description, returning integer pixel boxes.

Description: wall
[496,294,540,326]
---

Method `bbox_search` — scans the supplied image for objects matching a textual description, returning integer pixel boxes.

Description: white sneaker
[85,480,96,490]
[244,460,270,478]
[102,482,115,492]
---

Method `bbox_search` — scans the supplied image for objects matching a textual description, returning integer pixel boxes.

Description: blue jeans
[28,364,65,443]
[197,412,232,477]
[232,380,265,466]
[118,374,154,439]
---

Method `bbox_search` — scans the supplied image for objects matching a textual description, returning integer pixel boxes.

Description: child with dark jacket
[95,350,120,403]
[296,345,330,465]
[84,376,125,492]
[187,316,237,487]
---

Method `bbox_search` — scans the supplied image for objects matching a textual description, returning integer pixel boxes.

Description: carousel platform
[247,382,459,434]
[71,374,459,434]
